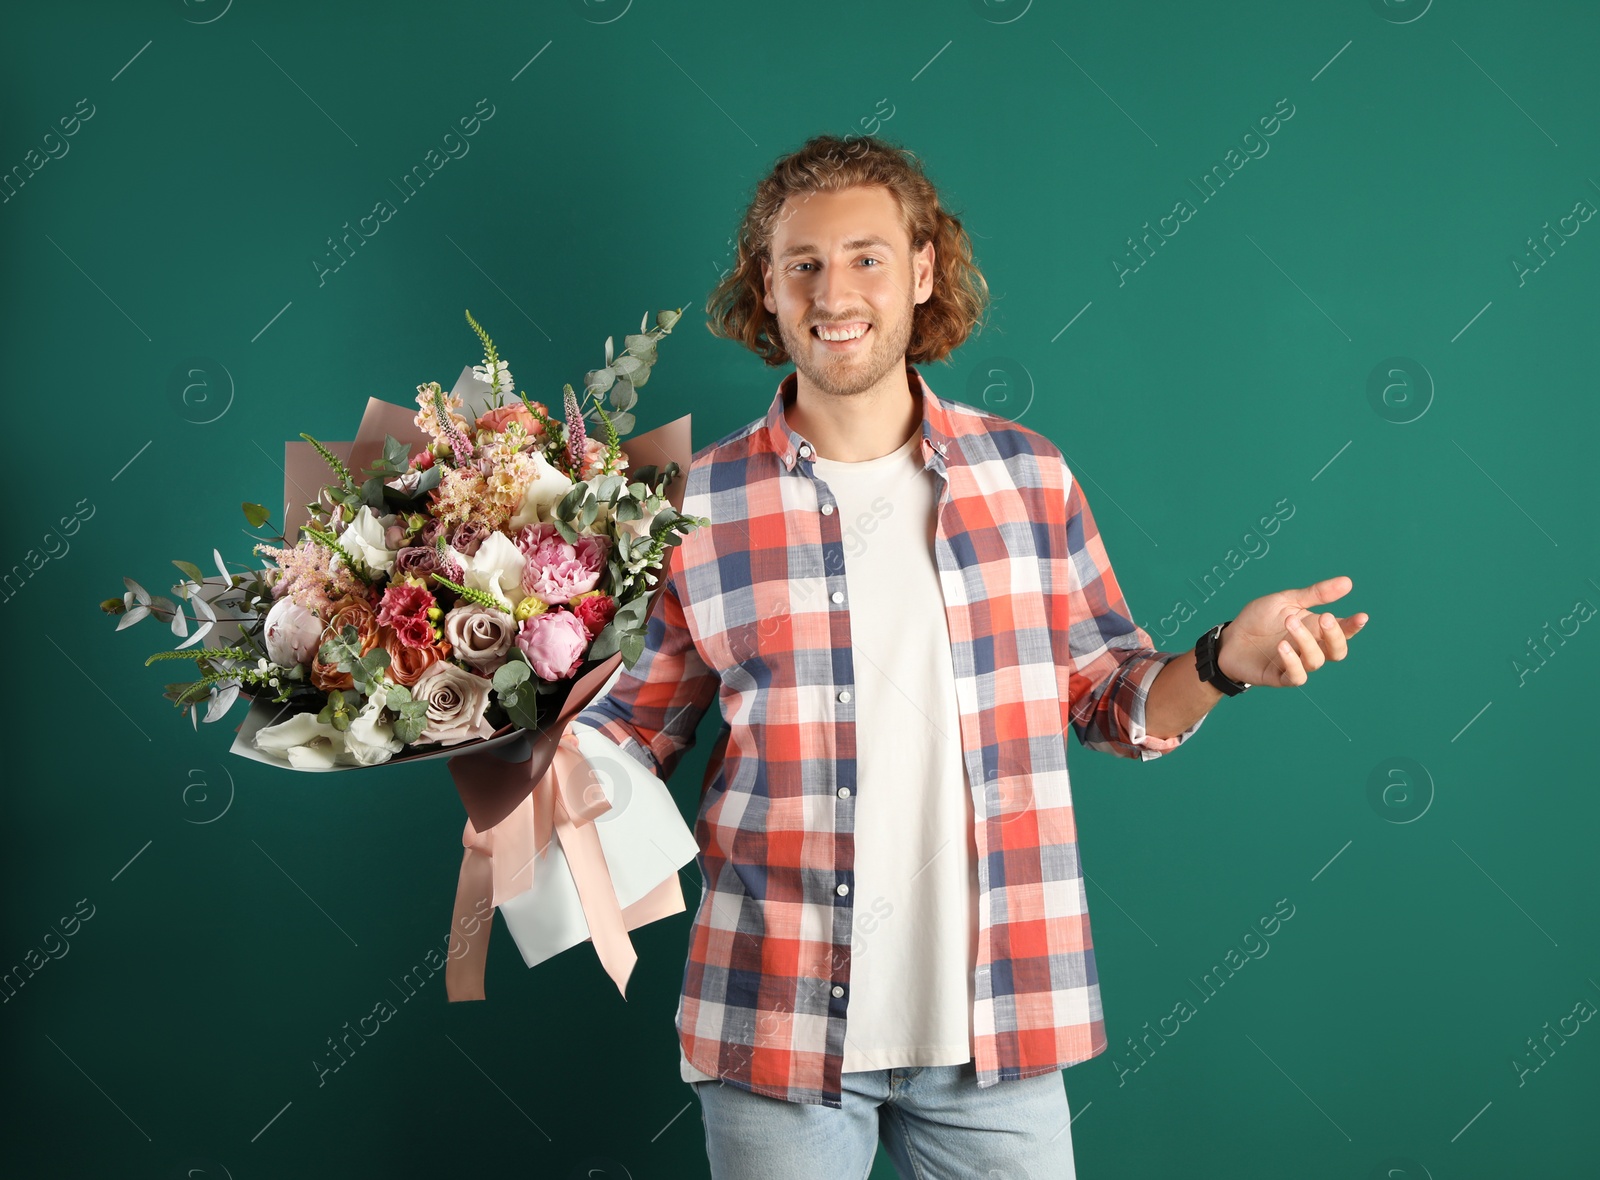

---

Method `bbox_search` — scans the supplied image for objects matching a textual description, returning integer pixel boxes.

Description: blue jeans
[691,1060,1077,1179]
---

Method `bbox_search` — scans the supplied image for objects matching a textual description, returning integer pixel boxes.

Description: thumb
[1297,574,1353,606]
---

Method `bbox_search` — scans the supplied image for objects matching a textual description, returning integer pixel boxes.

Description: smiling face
[760,183,934,399]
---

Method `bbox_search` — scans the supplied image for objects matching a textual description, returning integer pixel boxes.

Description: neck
[786,362,920,462]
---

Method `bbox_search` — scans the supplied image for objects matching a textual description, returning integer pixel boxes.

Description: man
[575,134,1366,1179]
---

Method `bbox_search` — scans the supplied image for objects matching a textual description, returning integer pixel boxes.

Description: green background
[3,0,1596,1177]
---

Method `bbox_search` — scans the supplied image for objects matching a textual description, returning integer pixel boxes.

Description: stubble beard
[778,297,915,400]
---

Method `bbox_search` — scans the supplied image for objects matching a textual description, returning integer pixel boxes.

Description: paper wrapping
[221,362,698,997]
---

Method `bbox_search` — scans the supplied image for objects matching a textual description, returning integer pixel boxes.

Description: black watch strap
[1195,620,1252,696]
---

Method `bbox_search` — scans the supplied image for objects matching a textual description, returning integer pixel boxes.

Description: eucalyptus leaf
[609,381,638,412]
[587,621,621,661]
[173,559,206,584]
[623,333,657,361]
[557,483,588,517]
[493,661,531,694]
[591,474,625,501]
[609,411,636,435]
[501,691,540,732]
[242,503,272,528]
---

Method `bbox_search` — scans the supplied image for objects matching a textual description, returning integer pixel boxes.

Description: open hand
[1218,575,1368,688]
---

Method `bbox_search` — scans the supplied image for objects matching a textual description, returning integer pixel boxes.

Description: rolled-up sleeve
[572,555,720,780]
[1059,466,1206,761]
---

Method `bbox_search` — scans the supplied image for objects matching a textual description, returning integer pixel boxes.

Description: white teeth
[815,323,869,342]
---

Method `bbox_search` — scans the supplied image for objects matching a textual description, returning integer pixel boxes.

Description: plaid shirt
[575,363,1206,1108]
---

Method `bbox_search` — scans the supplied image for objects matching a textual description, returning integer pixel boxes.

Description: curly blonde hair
[705,134,990,366]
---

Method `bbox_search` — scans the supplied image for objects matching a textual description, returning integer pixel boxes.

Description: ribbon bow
[444,725,676,1002]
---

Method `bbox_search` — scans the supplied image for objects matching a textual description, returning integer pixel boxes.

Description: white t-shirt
[680,425,978,1082]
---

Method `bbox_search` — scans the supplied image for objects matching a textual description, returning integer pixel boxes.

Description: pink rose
[579,436,629,480]
[516,524,611,605]
[476,403,547,441]
[515,608,590,681]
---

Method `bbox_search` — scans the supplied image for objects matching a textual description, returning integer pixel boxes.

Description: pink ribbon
[444,725,684,1002]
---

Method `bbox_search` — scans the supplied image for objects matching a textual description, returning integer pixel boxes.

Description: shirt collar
[763,362,958,474]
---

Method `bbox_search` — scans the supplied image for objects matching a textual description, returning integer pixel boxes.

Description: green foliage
[319,689,356,732]
[492,655,540,732]
[575,305,684,438]
[301,433,357,492]
[430,573,508,612]
[383,684,430,744]
[318,624,391,696]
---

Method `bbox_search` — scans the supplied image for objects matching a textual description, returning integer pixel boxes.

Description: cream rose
[442,603,518,672]
[412,661,496,746]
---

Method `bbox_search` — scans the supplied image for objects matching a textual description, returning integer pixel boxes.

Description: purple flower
[450,520,492,557]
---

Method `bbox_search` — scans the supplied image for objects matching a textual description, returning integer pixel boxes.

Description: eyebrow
[778,235,895,261]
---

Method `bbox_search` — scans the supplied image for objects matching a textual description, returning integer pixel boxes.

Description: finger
[1275,635,1307,686]
[1297,575,1353,608]
[1315,610,1349,660]
[1284,612,1327,672]
[1335,612,1369,639]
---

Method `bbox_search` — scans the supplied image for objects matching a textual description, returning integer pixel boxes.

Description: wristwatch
[1195,620,1252,696]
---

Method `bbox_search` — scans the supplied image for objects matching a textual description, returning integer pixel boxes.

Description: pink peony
[516,523,611,605]
[515,608,590,681]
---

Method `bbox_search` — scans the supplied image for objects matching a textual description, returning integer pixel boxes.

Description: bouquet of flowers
[103,308,709,1000]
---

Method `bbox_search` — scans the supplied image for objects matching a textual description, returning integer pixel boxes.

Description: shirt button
[831,985,845,998]
[837,690,851,703]
[821,503,834,515]
[837,786,851,798]
[836,883,849,896]
[798,444,812,458]
[830,590,844,604]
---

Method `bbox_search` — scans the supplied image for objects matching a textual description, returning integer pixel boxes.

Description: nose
[814,258,864,317]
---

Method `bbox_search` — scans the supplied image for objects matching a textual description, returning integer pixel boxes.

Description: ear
[913,239,936,306]
[760,257,776,315]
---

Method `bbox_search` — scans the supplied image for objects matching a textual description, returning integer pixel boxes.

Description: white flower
[385,470,424,495]
[263,596,323,667]
[343,683,404,766]
[337,506,399,575]
[507,449,574,531]
[449,530,527,611]
[473,358,514,394]
[253,712,348,770]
